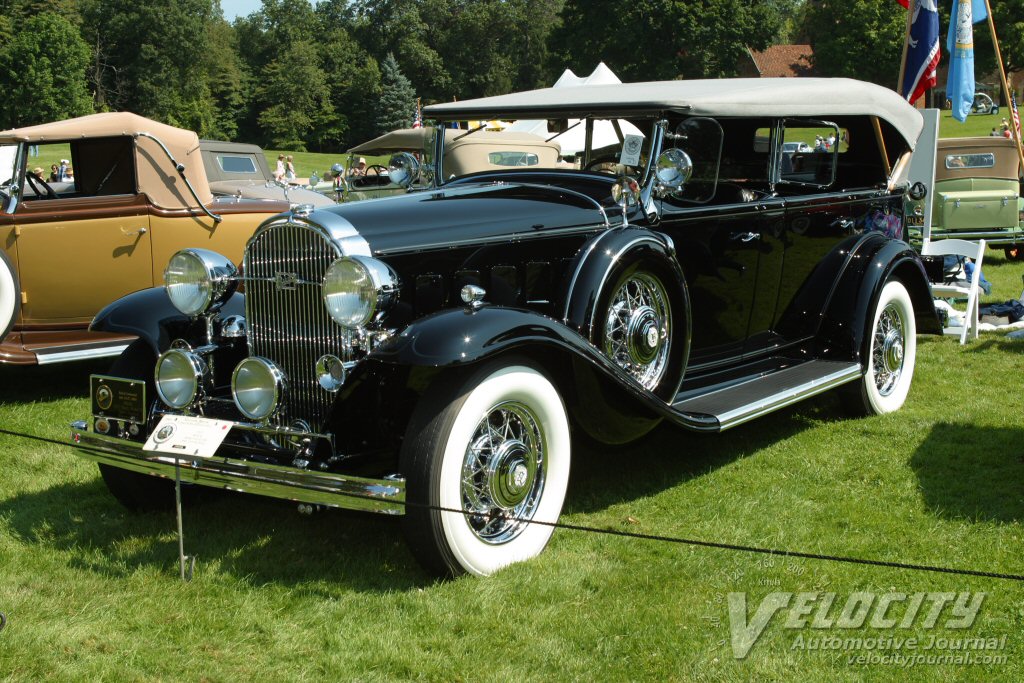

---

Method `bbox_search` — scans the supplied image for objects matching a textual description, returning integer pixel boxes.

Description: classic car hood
[209,180,334,207]
[315,181,612,254]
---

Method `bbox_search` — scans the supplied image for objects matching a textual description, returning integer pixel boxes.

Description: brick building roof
[744,45,815,78]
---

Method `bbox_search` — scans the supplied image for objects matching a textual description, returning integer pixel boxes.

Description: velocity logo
[727,591,986,659]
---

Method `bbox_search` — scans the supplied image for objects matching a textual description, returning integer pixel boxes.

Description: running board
[671,360,862,431]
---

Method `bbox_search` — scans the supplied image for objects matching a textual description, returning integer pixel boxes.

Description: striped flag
[899,0,940,104]
[412,98,423,129]
[1012,93,1022,140]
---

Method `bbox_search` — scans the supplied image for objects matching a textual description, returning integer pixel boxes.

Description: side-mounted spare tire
[0,250,19,342]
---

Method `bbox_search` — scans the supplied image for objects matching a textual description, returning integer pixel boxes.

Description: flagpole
[983,0,1024,170]
[896,0,914,97]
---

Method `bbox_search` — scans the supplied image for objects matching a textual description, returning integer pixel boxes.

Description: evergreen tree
[375,52,416,135]
[0,12,92,128]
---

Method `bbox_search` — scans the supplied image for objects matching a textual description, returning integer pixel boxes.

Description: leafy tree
[254,39,333,150]
[549,0,781,81]
[316,5,381,149]
[0,11,92,128]
[375,52,416,134]
[80,0,216,132]
[204,17,249,140]
[799,0,905,86]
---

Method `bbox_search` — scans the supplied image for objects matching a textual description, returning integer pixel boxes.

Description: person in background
[348,157,367,177]
[273,154,285,181]
[285,155,296,181]
[48,164,59,182]
[58,159,68,181]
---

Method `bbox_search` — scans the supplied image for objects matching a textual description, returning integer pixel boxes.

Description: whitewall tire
[401,362,571,577]
[845,279,917,415]
[0,250,18,341]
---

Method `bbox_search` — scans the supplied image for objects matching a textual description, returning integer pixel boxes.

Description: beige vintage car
[0,113,289,364]
[332,127,563,202]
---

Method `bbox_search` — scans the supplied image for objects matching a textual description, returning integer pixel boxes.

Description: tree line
[0,0,1020,153]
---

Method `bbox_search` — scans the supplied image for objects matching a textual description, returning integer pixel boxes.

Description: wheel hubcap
[604,272,670,390]
[873,303,905,396]
[461,401,546,544]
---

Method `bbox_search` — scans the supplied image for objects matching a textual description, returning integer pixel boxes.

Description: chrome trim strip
[35,343,130,365]
[70,422,405,515]
[711,362,862,431]
[304,210,372,256]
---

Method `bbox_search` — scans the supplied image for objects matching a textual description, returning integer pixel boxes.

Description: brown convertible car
[0,113,289,364]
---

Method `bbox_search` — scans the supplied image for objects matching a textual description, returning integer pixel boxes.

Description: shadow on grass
[0,359,108,403]
[565,390,851,514]
[910,422,1024,524]
[0,474,429,594]
[1,387,852,588]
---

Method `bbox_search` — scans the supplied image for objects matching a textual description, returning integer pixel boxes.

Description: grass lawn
[1,257,1024,680]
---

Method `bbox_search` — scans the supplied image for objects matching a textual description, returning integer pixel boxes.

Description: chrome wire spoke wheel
[872,302,905,397]
[603,271,671,390]
[460,400,546,545]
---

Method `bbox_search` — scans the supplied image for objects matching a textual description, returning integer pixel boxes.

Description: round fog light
[155,349,205,409]
[232,357,285,421]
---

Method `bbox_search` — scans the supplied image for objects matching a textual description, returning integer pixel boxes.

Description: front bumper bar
[70,421,405,515]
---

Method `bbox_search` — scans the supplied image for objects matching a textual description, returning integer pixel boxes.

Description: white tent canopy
[505,63,644,157]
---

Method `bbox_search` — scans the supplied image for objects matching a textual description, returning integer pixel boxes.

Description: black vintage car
[71,78,940,577]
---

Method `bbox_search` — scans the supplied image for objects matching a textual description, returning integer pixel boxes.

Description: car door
[13,193,152,323]
[9,137,154,324]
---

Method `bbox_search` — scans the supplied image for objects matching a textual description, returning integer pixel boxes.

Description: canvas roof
[425,78,925,149]
[0,112,211,209]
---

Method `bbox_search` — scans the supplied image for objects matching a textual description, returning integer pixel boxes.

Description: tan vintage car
[0,113,289,364]
[330,127,564,202]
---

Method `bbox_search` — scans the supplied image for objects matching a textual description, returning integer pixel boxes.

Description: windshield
[436,117,655,183]
[0,144,18,189]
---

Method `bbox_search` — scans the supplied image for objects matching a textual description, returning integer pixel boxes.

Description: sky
[220,0,317,20]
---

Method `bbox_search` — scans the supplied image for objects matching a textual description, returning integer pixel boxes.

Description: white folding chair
[920,238,986,344]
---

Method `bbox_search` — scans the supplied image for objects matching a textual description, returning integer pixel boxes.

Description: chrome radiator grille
[243,222,345,430]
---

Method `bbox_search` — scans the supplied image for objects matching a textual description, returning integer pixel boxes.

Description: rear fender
[817,238,940,362]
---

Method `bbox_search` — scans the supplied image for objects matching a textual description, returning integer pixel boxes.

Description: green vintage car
[907,136,1024,259]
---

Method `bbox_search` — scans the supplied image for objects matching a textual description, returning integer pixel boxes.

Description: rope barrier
[2,426,1023,582]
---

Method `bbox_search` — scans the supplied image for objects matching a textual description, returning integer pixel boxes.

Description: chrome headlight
[155,348,206,409]
[322,256,399,328]
[164,249,238,316]
[232,357,285,421]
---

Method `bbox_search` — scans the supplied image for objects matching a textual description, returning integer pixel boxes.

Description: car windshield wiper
[545,120,583,143]
[453,123,488,142]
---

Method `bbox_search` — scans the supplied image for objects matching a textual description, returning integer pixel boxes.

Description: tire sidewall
[0,249,19,341]
[863,280,916,414]
[434,364,571,577]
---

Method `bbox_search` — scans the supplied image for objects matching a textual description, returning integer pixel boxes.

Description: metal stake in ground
[174,458,196,582]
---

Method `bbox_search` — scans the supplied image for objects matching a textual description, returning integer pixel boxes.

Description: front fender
[90,287,245,356]
[370,305,707,443]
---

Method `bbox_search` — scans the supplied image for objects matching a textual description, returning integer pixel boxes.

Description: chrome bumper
[70,421,405,515]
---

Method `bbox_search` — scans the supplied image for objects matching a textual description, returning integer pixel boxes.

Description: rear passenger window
[778,120,840,188]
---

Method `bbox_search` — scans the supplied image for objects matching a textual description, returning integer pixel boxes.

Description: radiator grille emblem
[274,272,299,291]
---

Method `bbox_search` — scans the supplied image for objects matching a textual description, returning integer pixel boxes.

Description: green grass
[2,259,1024,680]
[939,109,1010,138]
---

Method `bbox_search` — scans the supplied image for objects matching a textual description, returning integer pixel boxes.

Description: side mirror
[388,152,420,189]
[655,148,693,196]
[908,181,928,201]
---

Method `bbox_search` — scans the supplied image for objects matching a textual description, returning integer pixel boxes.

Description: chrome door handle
[732,232,761,242]
[121,227,147,237]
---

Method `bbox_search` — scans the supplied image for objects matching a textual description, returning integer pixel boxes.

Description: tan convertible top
[425,78,925,150]
[0,112,211,209]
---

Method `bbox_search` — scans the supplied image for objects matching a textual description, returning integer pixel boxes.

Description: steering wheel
[24,172,57,199]
[365,164,388,177]
[584,156,631,174]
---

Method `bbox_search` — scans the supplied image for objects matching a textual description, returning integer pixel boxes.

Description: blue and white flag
[900,1,940,104]
[946,0,988,122]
